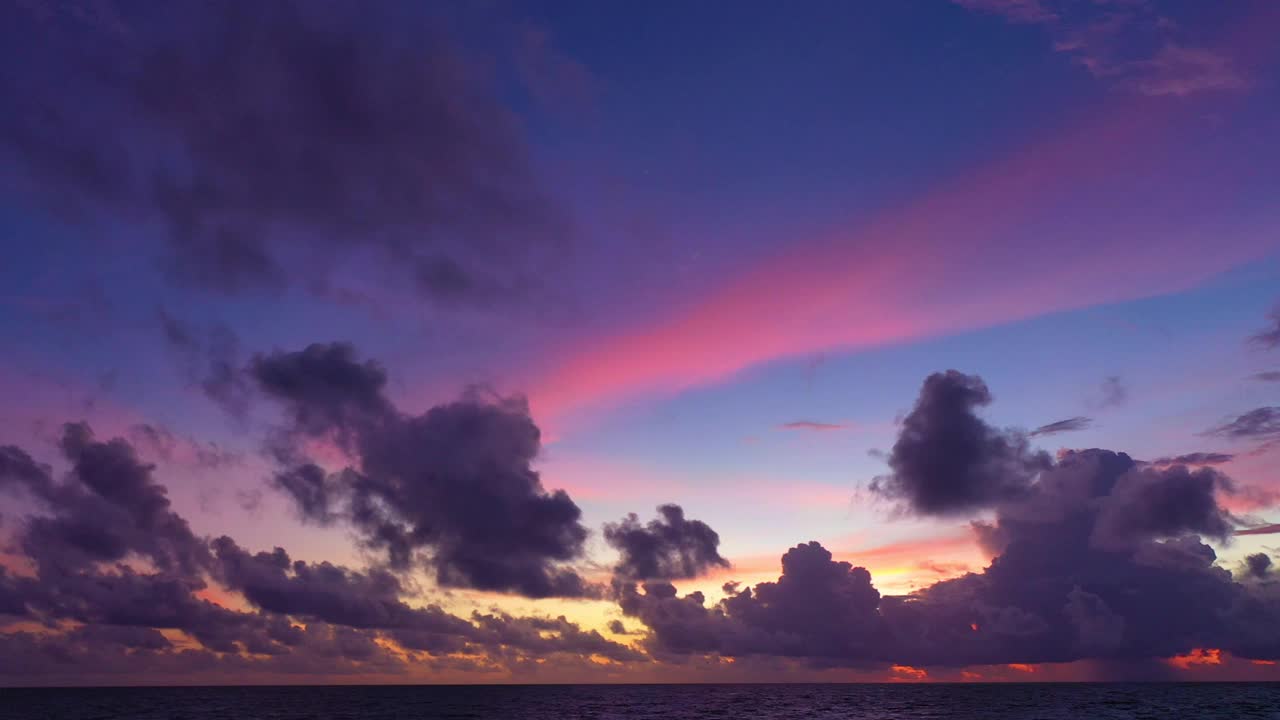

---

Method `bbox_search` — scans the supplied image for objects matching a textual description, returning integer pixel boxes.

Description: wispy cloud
[953,0,1055,24]
[779,420,849,432]
[1205,407,1280,440]
[1148,452,1234,467]
[954,0,1251,97]
[1029,416,1093,437]
[1249,304,1280,349]
[1090,376,1128,410]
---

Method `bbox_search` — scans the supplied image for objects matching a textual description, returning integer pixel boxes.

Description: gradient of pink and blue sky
[1,0,1280,684]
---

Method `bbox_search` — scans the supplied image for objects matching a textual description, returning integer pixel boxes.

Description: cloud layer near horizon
[2,351,1278,683]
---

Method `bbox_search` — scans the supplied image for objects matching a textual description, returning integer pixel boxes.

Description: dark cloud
[270,464,342,525]
[604,505,729,582]
[470,612,645,664]
[1029,416,1093,437]
[869,371,1050,516]
[1244,553,1272,579]
[1089,463,1234,550]
[0,425,638,679]
[210,536,474,640]
[622,448,1280,667]
[779,421,848,432]
[250,343,392,450]
[158,309,251,419]
[1205,407,1280,440]
[1252,371,1280,382]
[252,343,593,598]
[6,423,212,577]
[1250,305,1280,349]
[1148,452,1235,467]
[2,1,568,304]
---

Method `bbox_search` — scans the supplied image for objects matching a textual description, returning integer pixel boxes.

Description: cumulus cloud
[1244,553,1272,580]
[869,371,1050,516]
[0,424,639,681]
[1,1,568,304]
[252,342,594,598]
[621,448,1280,668]
[604,505,729,582]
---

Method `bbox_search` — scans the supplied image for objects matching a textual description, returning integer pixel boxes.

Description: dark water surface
[4,683,1280,719]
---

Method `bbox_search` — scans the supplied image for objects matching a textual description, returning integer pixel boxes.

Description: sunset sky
[2,0,1280,684]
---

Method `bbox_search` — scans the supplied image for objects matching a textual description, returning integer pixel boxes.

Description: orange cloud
[891,664,928,681]
[1167,648,1223,670]
[1008,663,1038,673]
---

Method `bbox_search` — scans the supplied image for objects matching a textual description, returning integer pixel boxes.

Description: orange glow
[890,664,928,681]
[1008,664,1037,673]
[961,671,982,680]
[1167,648,1223,670]
[695,531,983,598]
[970,623,979,632]
[1252,660,1277,666]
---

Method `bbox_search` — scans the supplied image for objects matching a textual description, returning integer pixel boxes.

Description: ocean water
[3,683,1280,719]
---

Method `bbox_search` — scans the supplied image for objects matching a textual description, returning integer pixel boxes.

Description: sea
[3,683,1280,719]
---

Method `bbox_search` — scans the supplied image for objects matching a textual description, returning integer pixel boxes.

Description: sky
[1,0,1280,685]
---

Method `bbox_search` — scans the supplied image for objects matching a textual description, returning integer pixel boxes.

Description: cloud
[1089,463,1234,550]
[2,1,568,304]
[1244,553,1272,580]
[1029,416,1093,437]
[1123,45,1250,97]
[249,342,392,451]
[616,373,1280,670]
[621,447,1280,668]
[604,505,729,582]
[1148,452,1235,467]
[869,371,1050,516]
[0,424,640,680]
[1250,305,1280,349]
[1093,376,1128,410]
[252,342,594,598]
[1205,408,1280,440]
[130,423,242,470]
[952,0,1250,97]
[8,422,212,577]
[158,309,251,419]
[779,421,849,432]
[269,464,342,525]
[1252,371,1280,382]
